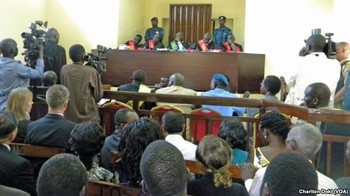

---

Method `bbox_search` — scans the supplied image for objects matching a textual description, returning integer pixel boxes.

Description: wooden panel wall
[169,4,212,44]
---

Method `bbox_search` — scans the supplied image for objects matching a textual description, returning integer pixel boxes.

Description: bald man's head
[169,73,185,86]
[45,28,60,43]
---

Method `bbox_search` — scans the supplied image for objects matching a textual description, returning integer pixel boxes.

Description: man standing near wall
[144,17,164,42]
[43,28,66,84]
[213,16,232,45]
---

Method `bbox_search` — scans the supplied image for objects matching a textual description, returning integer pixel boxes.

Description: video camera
[21,20,47,67]
[324,32,336,59]
[84,45,108,74]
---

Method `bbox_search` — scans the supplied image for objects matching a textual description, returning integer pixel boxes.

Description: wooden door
[169,4,212,45]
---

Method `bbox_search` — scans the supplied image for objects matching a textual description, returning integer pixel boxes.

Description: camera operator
[43,28,66,84]
[60,44,103,123]
[0,38,44,111]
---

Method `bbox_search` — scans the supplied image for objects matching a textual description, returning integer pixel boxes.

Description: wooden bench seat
[86,180,146,196]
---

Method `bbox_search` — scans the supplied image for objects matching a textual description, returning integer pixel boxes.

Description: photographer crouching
[0,38,44,111]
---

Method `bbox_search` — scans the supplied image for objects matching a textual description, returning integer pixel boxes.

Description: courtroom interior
[1,0,350,196]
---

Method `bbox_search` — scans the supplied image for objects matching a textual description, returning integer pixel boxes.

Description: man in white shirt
[162,111,197,161]
[284,34,340,107]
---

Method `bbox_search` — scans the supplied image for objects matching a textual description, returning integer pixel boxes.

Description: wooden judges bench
[102,50,265,93]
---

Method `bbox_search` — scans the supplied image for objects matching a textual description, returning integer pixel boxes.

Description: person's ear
[79,185,86,196]
[312,97,319,106]
[9,130,18,142]
[286,139,297,152]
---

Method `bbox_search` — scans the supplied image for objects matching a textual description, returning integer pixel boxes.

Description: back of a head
[37,153,87,196]
[286,122,322,159]
[306,34,326,52]
[212,73,229,88]
[218,118,247,150]
[6,88,33,121]
[162,111,185,134]
[69,122,105,170]
[0,111,17,143]
[45,28,60,43]
[264,75,281,95]
[141,140,187,196]
[196,135,233,188]
[69,44,85,63]
[260,111,290,140]
[0,38,18,57]
[46,84,70,111]
[113,108,138,129]
[169,73,185,86]
[261,152,318,196]
[42,71,58,87]
[118,117,165,185]
[304,82,331,108]
[132,70,146,83]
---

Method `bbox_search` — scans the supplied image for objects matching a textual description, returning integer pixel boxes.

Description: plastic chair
[150,104,184,122]
[189,108,222,143]
[100,101,132,136]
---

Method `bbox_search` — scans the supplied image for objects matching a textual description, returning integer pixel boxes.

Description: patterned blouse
[87,162,119,183]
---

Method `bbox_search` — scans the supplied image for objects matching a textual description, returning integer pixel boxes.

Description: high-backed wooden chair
[185,160,241,179]
[150,104,184,122]
[99,101,132,136]
[86,180,146,196]
[189,108,222,143]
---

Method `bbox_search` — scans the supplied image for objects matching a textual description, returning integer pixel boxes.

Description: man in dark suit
[101,108,139,171]
[0,111,36,195]
[26,84,76,150]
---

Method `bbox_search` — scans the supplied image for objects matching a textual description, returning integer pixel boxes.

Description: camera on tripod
[21,20,48,67]
[84,45,108,74]
[324,32,336,59]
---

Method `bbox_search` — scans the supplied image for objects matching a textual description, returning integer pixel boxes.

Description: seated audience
[146,33,164,50]
[187,135,248,196]
[101,108,139,171]
[192,32,215,51]
[335,140,350,192]
[168,32,189,51]
[302,82,350,180]
[218,118,248,164]
[37,153,87,196]
[117,117,164,185]
[118,70,154,109]
[61,44,103,123]
[261,152,318,196]
[26,85,76,150]
[202,73,245,116]
[286,122,339,191]
[6,88,33,143]
[155,73,197,113]
[222,33,243,52]
[41,71,57,87]
[154,76,169,89]
[124,34,144,50]
[69,122,118,183]
[0,111,36,195]
[140,140,188,196]
[162,111,197,160]
[246,75,281,118]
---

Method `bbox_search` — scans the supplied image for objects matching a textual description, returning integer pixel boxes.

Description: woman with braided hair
[187,135,248,196]
[251,111,291,168]
[69,122,118,183]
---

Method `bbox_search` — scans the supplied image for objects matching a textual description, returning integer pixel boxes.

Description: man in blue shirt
[202,73,245,116]
[144,17,164,42]
[213,16,232,45]
[0,38,44,110]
